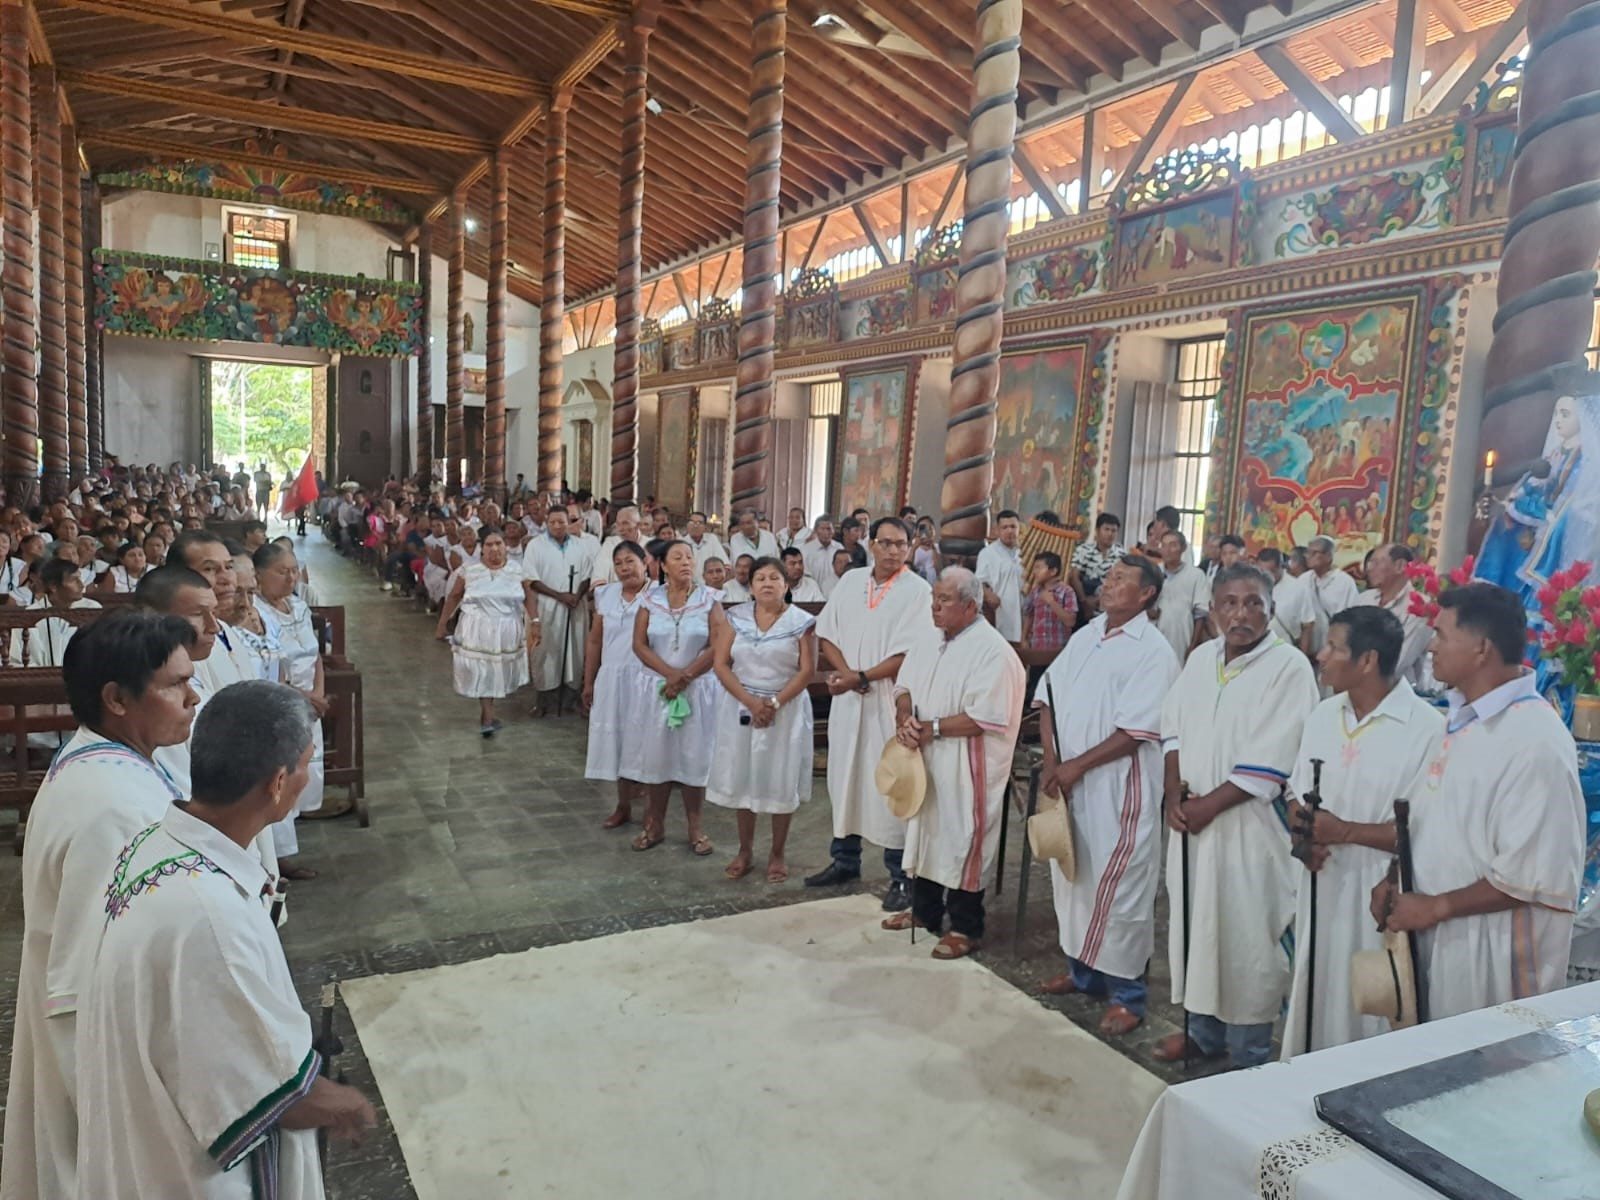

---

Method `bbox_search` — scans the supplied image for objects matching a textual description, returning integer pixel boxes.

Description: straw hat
[1027,795,1075,881]
[1349,928,1419,1029]
[876,740,927,820]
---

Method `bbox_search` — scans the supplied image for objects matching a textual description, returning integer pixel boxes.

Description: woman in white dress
[253,541,327,876]
[422,515,453,609]
[708,557,817,882]
[435,529,538,737]
[582,539,649,828]
[625,540,722,856]
[227,552,275,680]
[95,541,150,594]
[445,523,480,596]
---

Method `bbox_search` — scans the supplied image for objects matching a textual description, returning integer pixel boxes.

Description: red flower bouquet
[1535,561,1600,695]
[1404,554,1476,625]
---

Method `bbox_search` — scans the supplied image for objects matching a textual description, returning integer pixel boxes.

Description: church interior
[2,0,1600,1196]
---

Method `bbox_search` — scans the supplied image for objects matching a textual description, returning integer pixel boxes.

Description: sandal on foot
[766,862,789,883]
[725,857,753,880]
[1037,972,1083,997]
[690,834,715,857]
[1099,1005,1143,1037]
[601,809,631,829]
[880,910,916,931]
[631,830,664,852]
[931,933,978,960]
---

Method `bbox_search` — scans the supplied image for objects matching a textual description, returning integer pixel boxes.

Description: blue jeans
[1188,1013,1274,1067]
[830,835,905,882]
[1068,957,1147,1017]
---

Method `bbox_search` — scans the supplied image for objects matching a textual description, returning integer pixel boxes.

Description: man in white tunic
[1157,563,1319,1067]
[590,505,643,588]
[0,610,198,1200]
[1154,530,1211,664]
[884,568,1025,957]
[1256,547,1314,652]
[779,547,826,602]
[975,509,1025,645]
[1302,535,1359,659]
[804,517,931,911]
[1372,583,1584,1020]
[684,511,727,583]
[802,514,841,590]
[1280,606,1442,1057]
[1354,542,1433,687]
[777,506,810,552]
[1035,557,1179,1035]
[527,508,594,704]
[728,507,780,563]
[76,681,376,1199]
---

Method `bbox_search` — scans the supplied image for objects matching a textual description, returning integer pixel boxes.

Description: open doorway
[207,360,316,517]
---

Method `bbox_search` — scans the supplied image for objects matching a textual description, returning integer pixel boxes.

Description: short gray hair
[616,506,640,524]
[191,681,316,806]
[1308,535,1335,554]
[939,565,983,607]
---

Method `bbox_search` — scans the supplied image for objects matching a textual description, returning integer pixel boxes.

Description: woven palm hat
[1027,795,1076,881]
[1350,928,1419,1029]
[876,739,927,820]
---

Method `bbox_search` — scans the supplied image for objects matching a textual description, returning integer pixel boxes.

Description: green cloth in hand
[657,679,692,730]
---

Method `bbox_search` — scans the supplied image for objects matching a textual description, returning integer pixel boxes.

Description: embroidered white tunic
[1305,568,1360,654]
[527,533,596,691]
[814,566,931,850]
[727,528,781,563]
[1037,613,1179,980]
[1270,573,1312,648]
[1355,584,1434,688]
[1409,672,1585,1019]
[1162,636,1319,1026]
[1280,680,1443,1057]
[0,732,181,1200]
[896,619,1025,891]
[803,538,842,591]
[975,539,1025,642]
[1154,564,1211,664]
[786,575,826,603]
[686,533,727,583]
[75,806,324,1199]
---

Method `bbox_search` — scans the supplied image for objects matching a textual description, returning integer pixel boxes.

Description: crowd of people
[0,456,1588,1197]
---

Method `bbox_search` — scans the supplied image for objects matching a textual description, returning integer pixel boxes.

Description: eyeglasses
[874,538,909,549]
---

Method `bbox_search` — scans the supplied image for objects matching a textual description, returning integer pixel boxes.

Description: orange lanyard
[867,566,904,610]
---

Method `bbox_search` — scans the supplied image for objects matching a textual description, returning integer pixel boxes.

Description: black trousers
[912,877,986,939]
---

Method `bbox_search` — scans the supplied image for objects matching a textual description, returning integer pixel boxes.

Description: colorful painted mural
[696,297,736,363]
[784,268,838,348]
[993,341,1089,518]
[1113,190,1236,288]
[835,362,916,516]
[1222,293,1423,564]
[913,224,961,324]
[655,388,699,516]
[464,367,487,395]
[1007,242,1105,310]
[93,250,423,356]
[1258,146,1463,260]
[1465,117,1515,222]
[839,288,910,341]
[97,140,414,224]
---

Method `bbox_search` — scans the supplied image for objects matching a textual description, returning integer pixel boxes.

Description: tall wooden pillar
[445,187,466,494]
[33,69,69,502]
[939,0,1022,559]
[537,89,572,499]
[1,0,38,508]
[63,133,87,479]
[83,178,103,471]
[609,9,655,506]
[484,153,509,505]
[415,225,433,484]
[730,0,786,514]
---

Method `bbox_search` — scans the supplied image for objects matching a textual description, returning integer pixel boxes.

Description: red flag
[281,454,318,515]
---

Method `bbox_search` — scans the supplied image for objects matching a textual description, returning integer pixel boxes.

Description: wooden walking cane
[313,981,345,1176]
[555,565,575,716]
[1292,758,1326,1056]
[1393,799,1428,1023]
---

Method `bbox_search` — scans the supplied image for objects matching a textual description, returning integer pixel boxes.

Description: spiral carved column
[939,0,1022,560]
[83,178,103,470]
[1,0,38,509]
[609,10,655,506]
[33,70,69,502]
[485,152,509,505]
[446,188,466,495]
[63,130,87,480]
[1480,0,1600,478]
[416,225,433,485]
[731,0,786,515]
[538,89,572,500]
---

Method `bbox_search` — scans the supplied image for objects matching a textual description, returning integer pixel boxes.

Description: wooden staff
[1296,757,1325,1056]
[609,10,654,506]
[32,69,69,502]
[537,90,572,499]
[1393,798,1427,1023]
[938,0,1022,561]
[1,0,39,509]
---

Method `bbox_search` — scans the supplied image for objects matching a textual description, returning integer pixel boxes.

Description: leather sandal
[1037,972,1082,996]
[1152,1032,1224,1063]
[1099,1005,1143,1037]
[880,910,916,931]
[931,933,978,960]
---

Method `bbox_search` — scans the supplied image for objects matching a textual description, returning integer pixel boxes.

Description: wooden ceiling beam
[1021,11,1112,85]
[340,0,528,77]
[1126,0,1202,51]
[1055,3,1160,68]
[79,38,243,71]
[850,201,890,268]
[1255,43,1365,141]
[59,68,495,153]
[1189,0,1244,34]
[1115,73,1196,184]
[1425,8,1528,116]
[1013,144,1070,220]
[1387,0,1428,125]
[270,0,307,94]
[50,0,543,96]
[80,128,441,192]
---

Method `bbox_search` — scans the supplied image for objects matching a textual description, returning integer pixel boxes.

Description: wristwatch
[933,718,942,740]
[857,671,869,692]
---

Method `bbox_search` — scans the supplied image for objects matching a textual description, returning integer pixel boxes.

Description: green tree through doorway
[210,361,313,479]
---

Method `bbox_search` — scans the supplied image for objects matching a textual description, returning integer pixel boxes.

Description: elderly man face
[737,509,759,539]
[686,512,707,539]
[1366,544,1400,590]
[702,558,728,589]
[616,507,641,542]
[1211,572,1272,651]
[815,518,835,545]
[1307,539,1334,576]
[931,575,980,637]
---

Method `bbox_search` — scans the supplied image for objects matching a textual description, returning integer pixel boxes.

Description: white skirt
[706,697,814,814]
[452,611,529,698]
[584,662,634,781]
[424,563,449,604]
[616,665,722,788]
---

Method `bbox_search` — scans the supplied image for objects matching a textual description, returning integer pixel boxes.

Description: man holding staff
[1157,563,1318,1067]
[527,507,595,714]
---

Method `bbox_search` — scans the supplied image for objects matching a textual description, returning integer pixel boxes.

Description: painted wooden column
[446,187,466,495]
[608,8,655,505]
[538,88,572,499]
[32,68,69,502]
[484,151,509,505]
[1480,0,1600,478]
[63,132,87,479]
[730,0,786,515]
[415,225,433,484]
[0,0,38,508]
[83,178,103,470]
[939,0,1022,560]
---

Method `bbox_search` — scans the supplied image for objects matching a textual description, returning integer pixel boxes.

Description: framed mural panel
[655,388,699,517]
[993,339,1093,520]
[1216,288,1431,567]
[1112,147,1241,290]
[834,360,919,518]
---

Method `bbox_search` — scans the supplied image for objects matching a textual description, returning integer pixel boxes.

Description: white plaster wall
[104,340,197,466]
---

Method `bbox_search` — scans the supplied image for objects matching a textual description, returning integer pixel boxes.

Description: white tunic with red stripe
[895,618,1025,892]
[1035,611,1179,980]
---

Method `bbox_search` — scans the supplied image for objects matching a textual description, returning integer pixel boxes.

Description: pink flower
[1564,622,1590,647]
[1408,593,1430,617]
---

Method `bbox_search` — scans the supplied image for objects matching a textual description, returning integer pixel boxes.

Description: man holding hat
[1034,556,1178,1036]
[1371,582,1584,1020]
[883,567,1025,959]
[1281,605,1441,1056]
